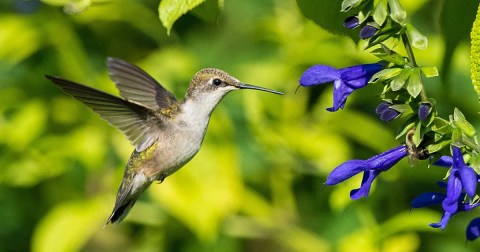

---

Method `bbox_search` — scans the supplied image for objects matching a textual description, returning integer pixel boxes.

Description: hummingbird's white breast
[150,97,217,178]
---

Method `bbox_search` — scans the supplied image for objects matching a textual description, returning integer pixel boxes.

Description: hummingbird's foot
[156,174,167,184]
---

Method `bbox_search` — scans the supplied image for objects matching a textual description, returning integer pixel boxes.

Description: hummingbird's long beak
[238,83,283,95]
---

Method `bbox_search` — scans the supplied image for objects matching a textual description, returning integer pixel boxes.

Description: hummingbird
[46,57,283,225]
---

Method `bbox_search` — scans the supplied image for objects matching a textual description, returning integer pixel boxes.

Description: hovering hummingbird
[46,57,283,225]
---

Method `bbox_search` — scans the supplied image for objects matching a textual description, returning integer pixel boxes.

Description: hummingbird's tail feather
[105,171,152,225]
[105,197,139,225]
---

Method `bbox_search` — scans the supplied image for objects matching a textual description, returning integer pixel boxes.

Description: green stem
[402,33,417,67]
[402,33,428,101]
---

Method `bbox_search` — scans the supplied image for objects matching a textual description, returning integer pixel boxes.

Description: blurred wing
[46,75,161,152]
[107,57,178,112]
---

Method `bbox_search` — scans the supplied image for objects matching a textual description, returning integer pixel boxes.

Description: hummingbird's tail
[106,197,138,225]
[105,172,152,225]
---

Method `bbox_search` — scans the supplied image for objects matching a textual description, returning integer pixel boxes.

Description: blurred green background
[1,0,480,251]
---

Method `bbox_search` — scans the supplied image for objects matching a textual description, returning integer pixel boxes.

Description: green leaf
[390,68,412,91]
[420,66,439,78]
[389,104,413,114]
[431,117,452,134]
[369,68,402,83]
[426,140,451,154]
[406,68,422,98]
[372,0,388,26]
[396,117,415,139]
[451,128,463,146]
[470,154,480,174]
[357,9,372,24]
[406,24,428,50]
[341,0,362,12]
[371,45,405,65]
[388,0,406,24]
[159,0,207,35]
[191,0,223,24]
[413,122,422,147]
[296,0,359,41]
[453,108,477,137]
[364,26,402,49]
[470,1,480,99]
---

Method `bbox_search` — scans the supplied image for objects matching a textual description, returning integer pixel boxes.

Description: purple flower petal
[380,109,400,122]
[410,192,446,208]
[375,102,390,114]
[339,63,383,89]
[350,169,381,200]
[433,156,453,167]
[459,166,478,197]
[467,218,480,241]
[367,145,407,171]
[442,175,462,213]
[343,16,360,29]
[459,201,480,212]
[418,104,431,120]
[452,146,465,168]
[325,159,369,185]
[360,25,378,39]
[326,79,354,111]
[430,211,452,230]
[299,65,340,86]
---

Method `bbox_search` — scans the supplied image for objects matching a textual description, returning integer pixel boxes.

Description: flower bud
[418,103,431,120]
[360,25,378,39]
[388,0,406,24]
[343,16,360,29]
[376,102,400,121]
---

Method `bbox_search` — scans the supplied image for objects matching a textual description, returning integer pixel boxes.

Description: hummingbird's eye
[212,78,222,86]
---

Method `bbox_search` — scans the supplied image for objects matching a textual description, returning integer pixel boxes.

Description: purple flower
[428,146,478,229]
[360,25,379,39]
[411,190,480,230]
[430,199,480,230]
[410,192,446,208]
[343,16,360,29]
[299,63,383,112]
[375,102,400,121]
[433,156,453,167]
[418,103,431,120]
[325,145,407,199]
[467,218,480,241]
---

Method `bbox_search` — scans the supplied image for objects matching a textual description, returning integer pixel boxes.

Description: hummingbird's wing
[46,75,162,152]
[106,57,179,112]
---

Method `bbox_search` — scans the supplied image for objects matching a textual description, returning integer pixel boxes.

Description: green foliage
[159,0,207,35]
[296,0,359,41]
[0,0,479,251]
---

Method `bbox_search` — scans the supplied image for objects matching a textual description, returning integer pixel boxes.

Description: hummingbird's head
[186,68,283,103]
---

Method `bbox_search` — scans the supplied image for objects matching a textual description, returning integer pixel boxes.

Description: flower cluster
[298,0,480,242]
[411,147,479,231]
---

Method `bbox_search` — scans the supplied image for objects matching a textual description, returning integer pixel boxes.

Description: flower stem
[402,33,417,67]
[402,33,428,101]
